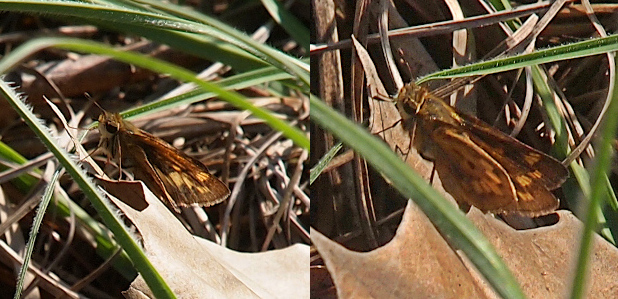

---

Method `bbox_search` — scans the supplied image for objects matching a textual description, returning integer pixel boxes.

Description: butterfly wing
[431,124,559,216]
[120,129,230,212]
[457,112,568,190]
[427,125,518,213]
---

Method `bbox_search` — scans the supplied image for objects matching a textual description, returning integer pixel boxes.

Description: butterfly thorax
[395,83,467,161]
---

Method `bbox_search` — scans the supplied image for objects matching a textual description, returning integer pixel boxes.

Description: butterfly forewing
[432,123,560,216]
[430,126,518,212]
[126,131,231,205]
[457,112,568,189]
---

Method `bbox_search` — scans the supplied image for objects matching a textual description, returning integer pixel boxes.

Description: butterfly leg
[429,163,436,185]
[116,137,123,180]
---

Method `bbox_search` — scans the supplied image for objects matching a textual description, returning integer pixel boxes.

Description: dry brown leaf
[313,201,618,298]
[107,183,308,298]
[313,202,488,298]
[467,207,618,298]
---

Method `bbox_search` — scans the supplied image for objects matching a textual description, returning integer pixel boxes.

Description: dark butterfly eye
[105,123,119,134]
[402,101,417,115]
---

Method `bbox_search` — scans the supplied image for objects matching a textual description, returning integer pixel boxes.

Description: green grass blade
[260,0,310,51]
[310,142,342,185]
[14,168,60,299]
[0,0,309,86]
[419,34,618,82]
[569,57,618,299]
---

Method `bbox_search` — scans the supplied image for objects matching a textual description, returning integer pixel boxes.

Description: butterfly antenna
[84,92,108,115]
[91,100,105,115]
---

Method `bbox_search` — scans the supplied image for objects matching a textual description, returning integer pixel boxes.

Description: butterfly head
[98,112,125,138]
[395,82,427,121]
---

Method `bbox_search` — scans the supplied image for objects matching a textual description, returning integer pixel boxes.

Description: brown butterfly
[96,111,230,212]
[395,82,569,217]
